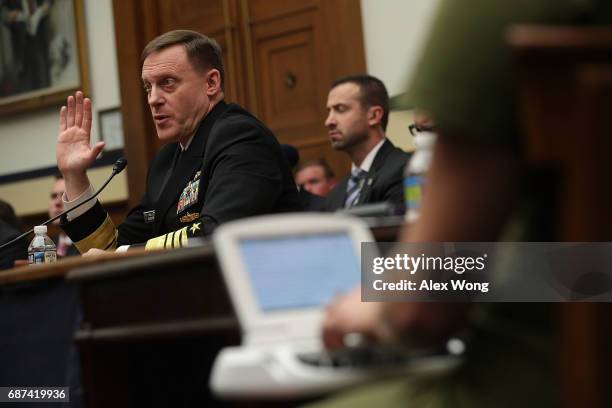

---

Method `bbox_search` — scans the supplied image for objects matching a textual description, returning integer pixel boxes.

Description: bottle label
[28,250,57,265]
[30,251,46,264]
[45,251,57,263]
[404,175,425,210]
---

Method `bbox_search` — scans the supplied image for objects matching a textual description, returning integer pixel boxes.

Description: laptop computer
[210,213,464,398]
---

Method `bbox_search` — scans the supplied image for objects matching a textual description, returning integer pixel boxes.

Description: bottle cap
[34,225,48,235]
[414,132,437,149]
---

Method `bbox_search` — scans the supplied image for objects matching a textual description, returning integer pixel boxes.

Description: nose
[148,86,164,108]
[324,111,335,129]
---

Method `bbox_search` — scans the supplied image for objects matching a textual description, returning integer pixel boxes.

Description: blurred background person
[281,144,327,211]
[0,199,28,269]
[0,197,23,231]
[294,158,337,198]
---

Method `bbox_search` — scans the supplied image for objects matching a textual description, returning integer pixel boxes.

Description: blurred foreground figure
[309,1,612,407]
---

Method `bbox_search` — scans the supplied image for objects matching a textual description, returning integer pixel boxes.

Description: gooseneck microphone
[0,158,128,251]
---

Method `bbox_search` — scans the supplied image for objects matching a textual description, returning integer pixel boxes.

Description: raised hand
[57,91,105,199]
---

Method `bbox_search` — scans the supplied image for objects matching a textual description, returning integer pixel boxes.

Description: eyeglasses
[408,123,436,136]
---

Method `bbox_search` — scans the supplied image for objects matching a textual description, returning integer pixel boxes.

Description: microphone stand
[0,158,127,251]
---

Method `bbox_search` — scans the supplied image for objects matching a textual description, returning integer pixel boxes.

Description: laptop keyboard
[297,337,466,369]
[298,346,423,368]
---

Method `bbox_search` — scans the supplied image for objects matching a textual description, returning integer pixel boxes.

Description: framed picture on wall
[0,0,89,116]
[98,107,124,151]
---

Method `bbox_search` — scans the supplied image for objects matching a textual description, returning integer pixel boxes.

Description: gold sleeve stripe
[145,227,190,251]
[145,234,167,251]
[104,236,118,251]
[74,215,118,253]
[181,227,188,247]
[173,230,181,248]
[167,231,175,248]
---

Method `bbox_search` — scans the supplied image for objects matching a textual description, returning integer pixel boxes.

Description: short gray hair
[142,30,225,90]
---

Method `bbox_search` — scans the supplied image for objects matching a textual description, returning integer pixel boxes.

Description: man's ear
[205,69,222,96]
[367,106,384,128]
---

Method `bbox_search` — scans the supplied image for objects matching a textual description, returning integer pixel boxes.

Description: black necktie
[173,148,184,171]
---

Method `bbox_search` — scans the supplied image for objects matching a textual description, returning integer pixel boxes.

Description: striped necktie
[345,168,367,208]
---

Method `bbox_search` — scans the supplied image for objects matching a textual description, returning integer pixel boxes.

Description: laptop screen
[238,232,360,312]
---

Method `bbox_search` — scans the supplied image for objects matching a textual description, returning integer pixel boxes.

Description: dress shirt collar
[351,138,385,173]
[179,134,195,151]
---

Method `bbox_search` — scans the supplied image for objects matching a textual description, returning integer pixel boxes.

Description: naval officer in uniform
[57,30,300,253]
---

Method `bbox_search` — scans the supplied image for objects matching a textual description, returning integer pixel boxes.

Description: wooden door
[238,0,361,178]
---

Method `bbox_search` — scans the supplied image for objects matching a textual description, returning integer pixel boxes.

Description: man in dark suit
[56,30,300,254]
[322,75,410,211]
[0,201,27,270]
[0,220,27,270]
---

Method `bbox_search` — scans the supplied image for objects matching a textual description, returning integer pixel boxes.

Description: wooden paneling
[157,0,226,34]
[319,0,367,81]
[252,11,322,138]
[248,0,317,23]
[112,0,160,207]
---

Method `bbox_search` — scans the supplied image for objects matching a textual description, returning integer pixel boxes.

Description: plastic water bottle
[28,225,57,265]
[404,131,437,222]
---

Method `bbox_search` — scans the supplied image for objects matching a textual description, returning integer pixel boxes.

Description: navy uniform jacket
[61,101,301,252]
[322,139,411,211]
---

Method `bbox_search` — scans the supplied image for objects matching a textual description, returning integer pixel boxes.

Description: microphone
[113,157,127,174]
[0,158,128,251]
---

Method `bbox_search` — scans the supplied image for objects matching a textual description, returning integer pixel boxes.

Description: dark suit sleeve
[380,163,407,206]
[117,197,155,246]
[0,232,28,270]
[381,150,411,207]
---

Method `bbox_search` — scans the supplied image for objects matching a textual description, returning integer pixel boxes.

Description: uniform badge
[143,210,156,223]
[177,178,200,214]
[189,222,201,234]
[179,212,200,223]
